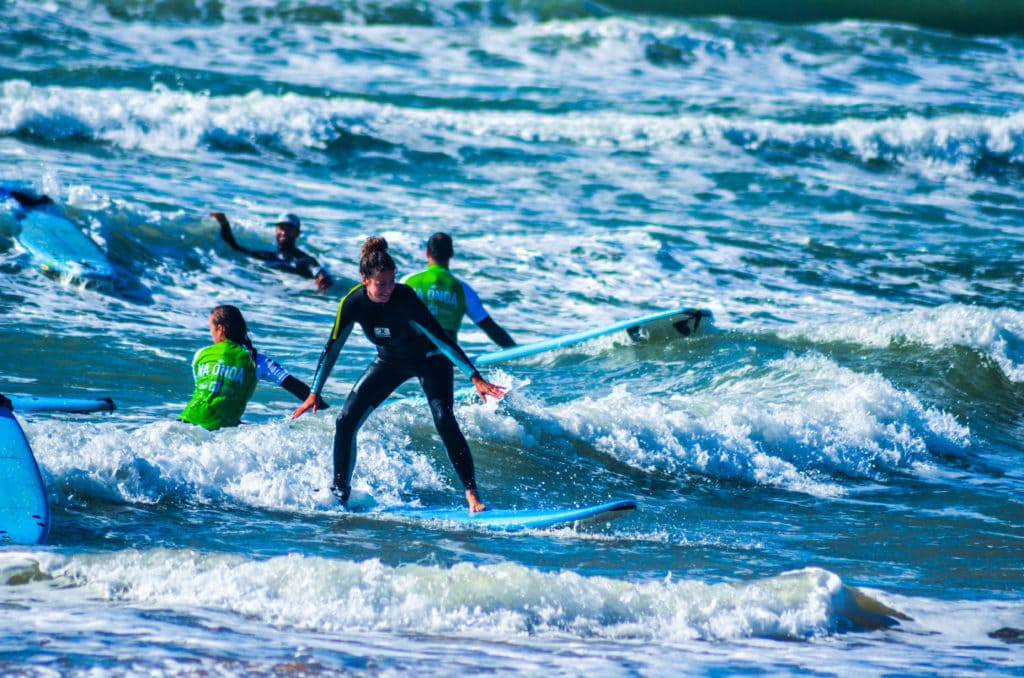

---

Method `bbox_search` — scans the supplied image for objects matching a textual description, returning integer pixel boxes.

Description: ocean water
[2,0,1023,675]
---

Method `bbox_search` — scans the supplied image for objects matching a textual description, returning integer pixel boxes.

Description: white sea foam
[22,394,519,511]
[513,352,970,495]
[12,550,899,641]
[779,304,1024,382]
[3,79,1020,178]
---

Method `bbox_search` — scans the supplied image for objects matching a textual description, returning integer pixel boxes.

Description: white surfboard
[0,408,50,545]
[381,498,637,532]
[16,209,115,288]
[474,306,711,366]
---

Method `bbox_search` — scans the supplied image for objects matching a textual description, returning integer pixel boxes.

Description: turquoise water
[2,1,1023,675]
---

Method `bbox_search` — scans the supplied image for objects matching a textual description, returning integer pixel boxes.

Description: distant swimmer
[402,232,515,348]
[291,236,506,513]
[180,305,327,431]
[211,211,333,293]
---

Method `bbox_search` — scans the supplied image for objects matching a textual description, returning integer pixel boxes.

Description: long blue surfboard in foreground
[0,408,50,545]
[10,396,116,414]
[474,306,711,366]
[382,498,637,532]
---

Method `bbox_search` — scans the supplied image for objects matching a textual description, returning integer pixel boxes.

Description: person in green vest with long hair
[402,232,515,348]
[180,305,325,430]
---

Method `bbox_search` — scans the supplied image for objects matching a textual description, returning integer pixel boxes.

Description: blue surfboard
[16,208,115,288]
[382,498,637,532]
[474,306,711,366]
[0,408,50,545]
[10,396,116,414]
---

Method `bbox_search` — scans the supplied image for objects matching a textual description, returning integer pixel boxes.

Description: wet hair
[426,232,454,266]
[359,236,396,278]
[209,304,256,361]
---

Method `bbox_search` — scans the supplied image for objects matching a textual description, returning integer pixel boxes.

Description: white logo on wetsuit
[374,327,391,338]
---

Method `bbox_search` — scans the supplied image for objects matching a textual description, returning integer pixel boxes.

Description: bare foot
[466,489,486,513]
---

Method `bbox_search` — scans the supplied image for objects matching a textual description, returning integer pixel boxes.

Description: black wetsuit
[219,222,331,285]
[311,283,482,502]
[250,243,327,280]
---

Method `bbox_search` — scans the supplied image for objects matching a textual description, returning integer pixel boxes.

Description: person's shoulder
[339,282,368,307]
[454,274,479,293]
[391,283,423,307]
[402,268,430,285]
[394,282,418,297]
[191,342,223,367]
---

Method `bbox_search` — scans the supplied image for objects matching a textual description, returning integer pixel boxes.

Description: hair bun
[361,236,389,258]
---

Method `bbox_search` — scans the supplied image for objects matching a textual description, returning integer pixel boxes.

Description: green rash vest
[179,340,258,430]
[403,264,467,337]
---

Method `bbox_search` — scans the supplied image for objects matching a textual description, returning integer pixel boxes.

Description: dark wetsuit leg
[333,358,410,501]
[419,355,477,491]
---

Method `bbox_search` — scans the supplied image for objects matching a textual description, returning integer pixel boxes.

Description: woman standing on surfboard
[180,305,325,430]
[291,236,505,513]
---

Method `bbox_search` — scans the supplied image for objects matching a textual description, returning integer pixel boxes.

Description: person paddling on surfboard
[211,211,333,293]
[291,236,506,513]
[402,232,516,348]
[180,305,327,431]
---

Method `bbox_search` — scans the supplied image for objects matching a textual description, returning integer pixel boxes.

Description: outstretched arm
[408,295,506,403]
[211,211,249,253]
[292,290,358,418]
[281,375,329,409]
[255,353,331,409]
[211,211,277,262]
[460,278,515,348]
[476,316,515,349]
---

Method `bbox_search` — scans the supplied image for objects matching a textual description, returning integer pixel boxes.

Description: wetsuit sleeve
[459,279,489,324]
[218,219,278,261]
[254,353,291,385]
[291,252,319,279]
[405,290,480,379]
[310,286,360,396]
[459,278,515,348]
[283,250,332,287]
[254,352,329,406]
[476,316,516,348]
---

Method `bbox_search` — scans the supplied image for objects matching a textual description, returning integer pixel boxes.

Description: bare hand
[209,211,229,226]
[471,373,505,403]
[291,393,319,419]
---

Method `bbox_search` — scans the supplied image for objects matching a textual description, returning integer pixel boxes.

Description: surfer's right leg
[332,359,407,504]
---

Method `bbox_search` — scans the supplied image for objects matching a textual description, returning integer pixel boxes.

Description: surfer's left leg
[420,356,484,512]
